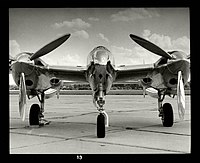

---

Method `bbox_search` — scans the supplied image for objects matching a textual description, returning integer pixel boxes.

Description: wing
[37,65,87,83]
[115,64,154,83]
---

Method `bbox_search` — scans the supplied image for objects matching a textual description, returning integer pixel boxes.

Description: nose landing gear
[94,83,109,138]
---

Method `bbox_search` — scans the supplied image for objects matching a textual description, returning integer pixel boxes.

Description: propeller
[177,71,185,120]
[19,72,27,121]
[30,34,71,60]
[129,34,173,59]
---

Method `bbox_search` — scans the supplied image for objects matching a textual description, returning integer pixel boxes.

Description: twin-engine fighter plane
[9,33,190,138]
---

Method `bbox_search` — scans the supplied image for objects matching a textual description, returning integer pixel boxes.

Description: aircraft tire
[162,103,174,127]
[97,113,105,138]
[29,104,40,125]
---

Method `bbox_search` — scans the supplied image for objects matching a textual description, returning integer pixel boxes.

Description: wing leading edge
[38,65,87,83]
[115,64,154,83]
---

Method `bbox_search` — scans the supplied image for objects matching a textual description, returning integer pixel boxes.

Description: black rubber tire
[162,103,174,127]
[29,104,40,125]
[97,113,105,138]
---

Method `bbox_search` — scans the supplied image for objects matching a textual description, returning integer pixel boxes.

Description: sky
[9,8,190,84]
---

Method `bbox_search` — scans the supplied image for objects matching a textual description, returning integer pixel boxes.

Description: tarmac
[9,94,191,154]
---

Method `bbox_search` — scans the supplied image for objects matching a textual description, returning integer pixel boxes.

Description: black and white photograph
[9,8,190,155]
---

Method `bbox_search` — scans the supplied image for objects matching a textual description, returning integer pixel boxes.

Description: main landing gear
[94,83,109,138]
[158,91,174,127]
[29,92,50,126]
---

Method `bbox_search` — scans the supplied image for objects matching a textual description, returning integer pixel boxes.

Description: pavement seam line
[76,138,188,154]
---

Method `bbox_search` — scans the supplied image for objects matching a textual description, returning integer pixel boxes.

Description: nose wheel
[95,83,109,138]
[97,113,105,138]
[97,110,109,138]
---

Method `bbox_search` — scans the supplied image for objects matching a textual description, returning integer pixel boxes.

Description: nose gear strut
[95,83,109,138]
[97,83,105,108]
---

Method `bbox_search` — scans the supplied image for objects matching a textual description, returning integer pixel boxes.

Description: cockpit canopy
[87,46,115,66]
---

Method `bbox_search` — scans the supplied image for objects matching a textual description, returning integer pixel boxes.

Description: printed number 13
[77,155,82,160]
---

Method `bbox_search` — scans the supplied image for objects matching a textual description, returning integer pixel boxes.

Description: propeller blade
[30,34,71,60]
[19,73,27,121]
[177,71,185,120]
[130,34,173,59]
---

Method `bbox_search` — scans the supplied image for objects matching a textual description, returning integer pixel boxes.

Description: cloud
[149,33,172,50]
[142,30,190,54]
[58,53,84,66]
[172,36,190,54]
[111,45,132,56]
[112,30,190,65]
[72,30,89,39]
[111,45,159,65]
[53,18,91,29]
[98,33,109,42]
[9,40,21,56]
[88,17,99,21]
[111,8,160,22]
[43,53,84,66]
[142,29,151,38]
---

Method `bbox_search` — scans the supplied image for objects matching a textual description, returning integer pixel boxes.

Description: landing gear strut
[95,83,108,138]
[29,92,50,126]
[158,90,173,127]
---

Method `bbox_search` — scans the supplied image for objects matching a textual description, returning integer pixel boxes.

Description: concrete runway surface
[9,94,191,154]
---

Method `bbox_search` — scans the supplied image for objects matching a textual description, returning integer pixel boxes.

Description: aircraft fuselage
[86,46,116,97]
